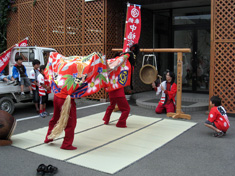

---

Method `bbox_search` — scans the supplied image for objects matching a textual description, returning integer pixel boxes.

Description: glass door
[172,6,210,92]
[174,28,210,92]
[174,30,193,91]
[196,29,210,91]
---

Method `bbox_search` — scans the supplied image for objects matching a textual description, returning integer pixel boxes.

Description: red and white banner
[103,3,141,92]
[123,3,141,52]
[0,38,28,72]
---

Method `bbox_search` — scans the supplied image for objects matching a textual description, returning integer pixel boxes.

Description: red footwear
[116,124,127,128]
[44,138,53,144]
[60,145,77,150]
[103,117,109,125]
[104,121,109,125]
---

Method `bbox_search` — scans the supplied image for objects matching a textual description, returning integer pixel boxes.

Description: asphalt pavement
[0,97,234,176]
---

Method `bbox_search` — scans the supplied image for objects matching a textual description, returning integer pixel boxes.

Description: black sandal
[213,131,224,137]
[36,164,47,176]
[44,164,58,176]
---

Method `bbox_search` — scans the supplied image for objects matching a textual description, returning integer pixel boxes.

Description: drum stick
[158,75,162,84]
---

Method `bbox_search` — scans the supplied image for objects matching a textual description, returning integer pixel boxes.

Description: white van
[0,46,56,114]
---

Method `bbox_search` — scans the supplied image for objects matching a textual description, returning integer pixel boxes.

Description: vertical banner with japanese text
[0,38,28,72]
[123,3,141,52]
[105,3,141,92]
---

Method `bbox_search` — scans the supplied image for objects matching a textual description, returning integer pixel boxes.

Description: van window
[15,49,35,62]
[29,52,35,62]
[43,51,51,66]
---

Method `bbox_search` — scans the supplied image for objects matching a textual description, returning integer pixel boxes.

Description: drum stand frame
[112,48,192,120]
[142,54,157,70]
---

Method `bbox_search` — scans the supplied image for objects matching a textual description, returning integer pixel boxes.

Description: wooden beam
[112,48,191,53]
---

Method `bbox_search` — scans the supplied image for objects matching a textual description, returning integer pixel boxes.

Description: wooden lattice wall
[7,0,157,99]
[7,0,107,100]
[210,0,235,113]
[106,0,124,59]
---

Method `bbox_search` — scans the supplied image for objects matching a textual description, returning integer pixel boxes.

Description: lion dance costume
[43,48,137,150]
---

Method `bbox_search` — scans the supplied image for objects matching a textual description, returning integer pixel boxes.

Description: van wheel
[0,97,15,115]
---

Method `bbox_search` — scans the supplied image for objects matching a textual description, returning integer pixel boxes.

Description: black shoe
[13,81,18,86]
[213,131,225,137]
[7,81,15,85]
[36,164,47,176]
[44,164,58,176]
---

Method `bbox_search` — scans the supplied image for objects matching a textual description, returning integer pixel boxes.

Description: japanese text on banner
[123,4,141,52]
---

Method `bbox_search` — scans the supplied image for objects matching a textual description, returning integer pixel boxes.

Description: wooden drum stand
[112,48,192,120]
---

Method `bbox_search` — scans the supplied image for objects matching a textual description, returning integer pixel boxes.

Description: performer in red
[103,45,139,128]
[44,95,77,150]
[152,70,177,114]
[103,87,130,128]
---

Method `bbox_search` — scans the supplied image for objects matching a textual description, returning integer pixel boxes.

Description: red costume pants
[103,97,130,127]
[155,102,175,114]
[45,95,77,149]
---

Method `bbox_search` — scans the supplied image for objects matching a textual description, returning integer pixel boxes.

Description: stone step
[132,91,209,103]
[135,97,208,112]
[131,91,209,112]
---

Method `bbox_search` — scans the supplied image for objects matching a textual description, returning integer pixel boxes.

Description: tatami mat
[12,112,196,174]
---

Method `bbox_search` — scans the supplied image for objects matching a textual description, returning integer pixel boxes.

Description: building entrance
[173,7,210,92]
[174,28,210,92]
[153,6,210,92]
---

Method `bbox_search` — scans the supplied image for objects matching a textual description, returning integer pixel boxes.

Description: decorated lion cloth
[44,51,133,139]
[45,52,132,99]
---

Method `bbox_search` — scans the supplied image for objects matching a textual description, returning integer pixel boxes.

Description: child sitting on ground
[37,65,51,118]
[12,56,33,97]
[0,69,16,85]
[204,96,230,137]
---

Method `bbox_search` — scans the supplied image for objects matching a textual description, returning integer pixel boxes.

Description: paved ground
[0,94,234,176]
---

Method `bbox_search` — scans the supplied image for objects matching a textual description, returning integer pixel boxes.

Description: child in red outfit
[204,96,230,137]
[152,70,177,114]
[103,87,130,127]
[44,95,77,150]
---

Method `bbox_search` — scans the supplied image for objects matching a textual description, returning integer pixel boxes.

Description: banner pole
[122,3,129,52]
[127,2,141,7]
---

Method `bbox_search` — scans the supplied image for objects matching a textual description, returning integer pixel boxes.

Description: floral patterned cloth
[44,52,131,99]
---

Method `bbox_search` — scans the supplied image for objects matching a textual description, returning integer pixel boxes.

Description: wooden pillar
[166,52,191,120]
